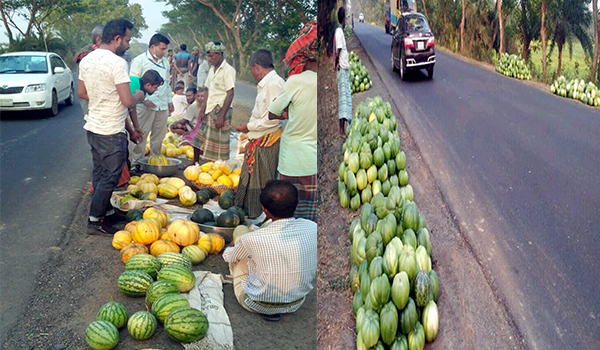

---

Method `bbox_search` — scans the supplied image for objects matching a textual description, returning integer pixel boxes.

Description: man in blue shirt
[174,44,191,88]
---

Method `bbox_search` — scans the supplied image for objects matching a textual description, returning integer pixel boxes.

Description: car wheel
[400,53,406,81]
[426,66,434,79]
[65,84,74,106]
[48,90,58,117]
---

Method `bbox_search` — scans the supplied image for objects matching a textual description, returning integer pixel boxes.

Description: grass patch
[528,40,593,83]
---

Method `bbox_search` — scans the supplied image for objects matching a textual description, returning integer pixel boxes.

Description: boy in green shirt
[126,70,164,144]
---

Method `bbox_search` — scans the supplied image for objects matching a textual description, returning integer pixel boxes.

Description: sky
[0,0,172,45]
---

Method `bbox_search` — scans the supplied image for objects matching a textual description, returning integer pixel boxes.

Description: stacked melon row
[349,51,373,94]
[551,76,600,107]
[184,160,241,188]
[113,207,226,264]
[338,97,406,211]
[121,173,198,207]
[339,96,440,349]
[85,251,210,349]
[495,53,532,80]
[144,131,195,159]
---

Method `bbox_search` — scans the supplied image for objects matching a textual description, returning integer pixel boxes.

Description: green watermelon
[400,297,418,335]
[127,310,157,340]
[118,270,153,297]
[218,195,234,210]
[96,299,128,329]
[145,279,180,305]
[190,208,214,224]
[164,306,209,343]
[125,253,161,279]
[402,201,419,232]
[152,293,190,323]
[85,320,119,350]
[156,252,193,270]
[429,269,439,302]
[157,264,196,292]
[365,230,383,263]
[353,289,364,315]
[391,271,410,310]
[196,190,211,205]
[126,209,144,222]
[217,210,240,227]
[414,270,431,307]
[380,301,399,345]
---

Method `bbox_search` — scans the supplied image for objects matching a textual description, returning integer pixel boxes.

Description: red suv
[390,12,435,80]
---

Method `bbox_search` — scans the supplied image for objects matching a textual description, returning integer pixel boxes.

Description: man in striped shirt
[222,180,317,321]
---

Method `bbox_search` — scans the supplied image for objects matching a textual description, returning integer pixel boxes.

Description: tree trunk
[0,1,14,43]
[557,43,563,77]
[520,0,530,62]
[592,0,599,83]
[498,0,505,54]
[420,0,429,19]
[460,0,466,53]
[541,0,548,81]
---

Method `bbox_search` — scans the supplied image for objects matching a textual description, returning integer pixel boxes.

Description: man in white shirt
[335,6,352,136]
[170,87,204,135]
[234,49,285,218]
[78,18,145,235]
[128,33,174,165]
[223,180,317,321]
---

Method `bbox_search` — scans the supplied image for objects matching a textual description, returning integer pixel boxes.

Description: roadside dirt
[317,33,526,349]
[2,139,315,348]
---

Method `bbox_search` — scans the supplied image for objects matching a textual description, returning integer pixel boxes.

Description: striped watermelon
[157,252,193,270]
[151,293,190,323]
[145,280,180,305]
[164,306,209,343]
[85,320,119,350]
[127,310,157,340]
[125,253,161,279]
[96,299,128,329]
[181,245,207,265]
[157,264,196,292]
[118,270,154,297]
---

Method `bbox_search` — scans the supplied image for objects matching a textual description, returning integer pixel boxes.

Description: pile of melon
[338,96,440,349]
[349,51,373,94]
[551,76,600,107]
[495,53,531,80]
[143,131,195,159]
[121,173,198,207]
[184,161,241,188]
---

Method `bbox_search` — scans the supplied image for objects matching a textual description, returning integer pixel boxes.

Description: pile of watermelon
[550,76,600,107]
[339,96,440,349]
[495,53,532,80]
[349,51,373,94]
[85,252,209,349]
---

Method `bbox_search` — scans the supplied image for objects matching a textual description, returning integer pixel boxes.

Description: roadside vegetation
[354,0,600,85]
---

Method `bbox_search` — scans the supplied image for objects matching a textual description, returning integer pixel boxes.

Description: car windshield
[0,55,48,74]
[405,16,430,33]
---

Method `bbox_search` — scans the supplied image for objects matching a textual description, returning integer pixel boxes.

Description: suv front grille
[0,87,24,94]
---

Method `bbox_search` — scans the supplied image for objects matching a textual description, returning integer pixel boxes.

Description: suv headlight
[24,83,47,92]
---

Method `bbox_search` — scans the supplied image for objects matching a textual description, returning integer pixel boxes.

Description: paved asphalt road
[0,79,256,345]
[354,23,600,349]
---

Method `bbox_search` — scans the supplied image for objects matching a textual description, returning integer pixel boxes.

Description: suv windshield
[0,55,48,74]
[404,15,431,33]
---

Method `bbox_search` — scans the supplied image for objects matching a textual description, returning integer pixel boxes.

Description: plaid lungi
[278,172,317,222]
[337,68,352,121]
[193,106,232,160]
[235,139,280,218]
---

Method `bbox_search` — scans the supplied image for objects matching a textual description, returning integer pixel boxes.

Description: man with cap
[193,41,235,161]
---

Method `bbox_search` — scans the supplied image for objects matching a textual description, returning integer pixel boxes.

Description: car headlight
[24,83,47,92]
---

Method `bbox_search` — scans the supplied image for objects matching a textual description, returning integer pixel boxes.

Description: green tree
[592,0,598,82]
[549,0,593,76]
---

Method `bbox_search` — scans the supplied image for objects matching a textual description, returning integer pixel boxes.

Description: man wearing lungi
[194,42,235,161]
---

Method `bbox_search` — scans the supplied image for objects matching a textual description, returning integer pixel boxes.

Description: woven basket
[191,181,237,195]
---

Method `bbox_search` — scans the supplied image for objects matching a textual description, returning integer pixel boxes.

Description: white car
[0,51,74,116]
[359,13,364,23]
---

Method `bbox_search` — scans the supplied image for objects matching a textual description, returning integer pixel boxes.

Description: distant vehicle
[390,12,435,80]
[385,0,416,34]
[359,13,364,23]
[0,51,74,116]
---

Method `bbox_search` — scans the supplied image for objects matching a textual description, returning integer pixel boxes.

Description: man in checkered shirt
[222,180,317,321]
